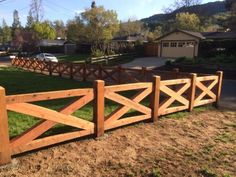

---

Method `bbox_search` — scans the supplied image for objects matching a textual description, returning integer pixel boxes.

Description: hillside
[141,1,227,24]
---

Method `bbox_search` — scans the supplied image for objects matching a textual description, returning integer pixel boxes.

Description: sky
[0,0,222,26]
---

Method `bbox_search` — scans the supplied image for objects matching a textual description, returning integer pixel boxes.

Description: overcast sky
[0,0,222,26]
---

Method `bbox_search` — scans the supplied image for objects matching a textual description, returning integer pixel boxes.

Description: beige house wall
[158,31,200,58]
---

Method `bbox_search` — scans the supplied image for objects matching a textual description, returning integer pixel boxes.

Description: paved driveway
[220,79,236,111]
[122,57,167,69]
[0,56,11,67]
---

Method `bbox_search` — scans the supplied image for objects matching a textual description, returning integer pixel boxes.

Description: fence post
[0,87,11,165]
[142,67,147,81]
[82,64,87,81]
[49,61,52,76]
[117,65,122,84]
[70,63,74,79]
[214,71,223,108]
[151,76,161,122]
[98,64,102,79]
[93,80,105,137]
[173,68,179,79]
[57,62,62,77]
[188,73,197,112]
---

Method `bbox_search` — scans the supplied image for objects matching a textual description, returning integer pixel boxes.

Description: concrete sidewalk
[122,57,167,69]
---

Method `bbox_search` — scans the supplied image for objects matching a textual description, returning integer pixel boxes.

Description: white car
[36,53,58,62]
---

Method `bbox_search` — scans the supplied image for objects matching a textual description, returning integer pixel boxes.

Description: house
[156,29,205,58]
[39,39,66,47]
[113,34,147,43]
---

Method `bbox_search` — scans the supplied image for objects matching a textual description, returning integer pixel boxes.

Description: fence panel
[194,75,218,107]
[159,78,191,115]
[6,88,95,155]
[104,82,152,130]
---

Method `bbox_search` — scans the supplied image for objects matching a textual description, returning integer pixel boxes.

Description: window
[178,42,185,47]
[170,42,177,47]
[186,42,194,48]
[163,42,169,47]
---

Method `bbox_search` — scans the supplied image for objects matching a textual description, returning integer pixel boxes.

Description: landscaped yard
[170,55,236,68]
[0,109,235,177]
[57,53,136,66]
[57,54,90,63]
[0,67,147,138]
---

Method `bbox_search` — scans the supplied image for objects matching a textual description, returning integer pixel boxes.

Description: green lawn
[0,67,143,138]
[57,54,90,63]
[57,53,136,66]
[0,67,213,138]
[171,55,236,68]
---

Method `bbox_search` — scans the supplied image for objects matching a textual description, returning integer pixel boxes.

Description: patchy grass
[57,54,90,63]
[0,67,214,138]
[57,53,136,66]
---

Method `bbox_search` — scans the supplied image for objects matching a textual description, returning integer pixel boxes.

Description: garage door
[161,41,195,58]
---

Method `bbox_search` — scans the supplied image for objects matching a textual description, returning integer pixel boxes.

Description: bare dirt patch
[0,110,235,177]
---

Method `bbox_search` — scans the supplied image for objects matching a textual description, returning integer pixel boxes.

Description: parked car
[36,53,58,62]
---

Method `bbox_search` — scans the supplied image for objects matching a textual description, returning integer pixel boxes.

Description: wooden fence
[0,64,223,165]
[11,57,192,83]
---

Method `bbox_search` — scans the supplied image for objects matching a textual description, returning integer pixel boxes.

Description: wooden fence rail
[0,70,223,165]
[11,57,193,84]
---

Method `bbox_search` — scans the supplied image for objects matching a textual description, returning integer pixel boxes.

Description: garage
[157,29,205,58]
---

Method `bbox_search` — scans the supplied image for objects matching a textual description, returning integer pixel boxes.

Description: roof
[39,39,66,46]
[156,29,205,41]
[201,32,236,40]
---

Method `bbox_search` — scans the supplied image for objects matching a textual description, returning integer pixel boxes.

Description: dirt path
[0,110,235,177]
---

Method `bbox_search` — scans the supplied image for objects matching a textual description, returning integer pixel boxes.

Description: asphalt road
[220,79,236,111]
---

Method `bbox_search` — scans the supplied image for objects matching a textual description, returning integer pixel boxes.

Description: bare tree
[163,0,202,13]
[30,0,43,22]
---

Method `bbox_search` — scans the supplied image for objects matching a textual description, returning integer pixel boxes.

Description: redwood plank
[105,115,150,130]
[7,103,94,130]
[105,91,151,115]
[12,129,93,155]
[214,71,223,108]
[6,89,93,104]
[0,87,11,165]
[188,73,197,112]
[10,93,94,149]
[94,80,105,137]
[151,76,161,122]
[105,86,152,127]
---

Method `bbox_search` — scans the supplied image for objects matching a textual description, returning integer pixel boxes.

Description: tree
[66,16,86,43]
[117,19,146,37]
[26,10,34,28]
[174,0,202,8]
[163,0,202,13]
[30,0,43,22]
[53,20,66,39]
[225,0,236,31]
[32,21,56,39]
[12,10,21,29]
[147,26,163,42]
[175,12,201,31]
[0,19,12,45]
[81,4,119,46]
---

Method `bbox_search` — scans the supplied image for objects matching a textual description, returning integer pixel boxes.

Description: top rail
[6,88,93,104]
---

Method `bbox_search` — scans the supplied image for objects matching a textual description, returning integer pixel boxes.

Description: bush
[165,60,172,65]
[175,57,194,64]
[91,49,105,57]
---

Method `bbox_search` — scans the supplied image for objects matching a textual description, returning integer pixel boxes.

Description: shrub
[165,60,172,65]
[91,49,105,57]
